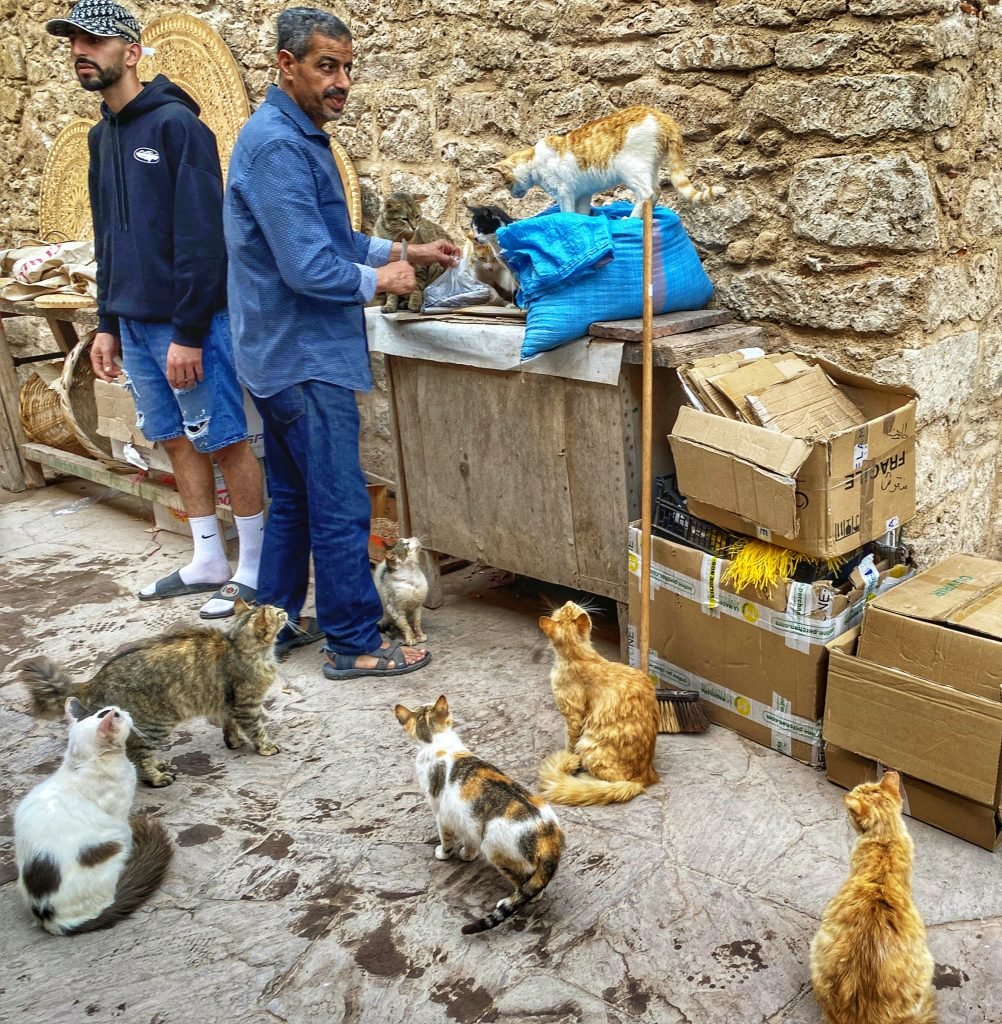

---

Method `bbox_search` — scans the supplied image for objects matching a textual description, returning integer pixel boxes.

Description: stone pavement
[1,480,1000,1024]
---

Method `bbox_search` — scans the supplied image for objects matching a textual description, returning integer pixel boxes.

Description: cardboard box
[825,742,1002,851]
[627,525,910,765]
[824,622,1002,849]
[669,357,917,559]
[857,553,1002,702]
[94,378,265,469]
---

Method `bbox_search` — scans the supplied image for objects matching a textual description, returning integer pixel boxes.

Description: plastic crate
[652,474,735,556]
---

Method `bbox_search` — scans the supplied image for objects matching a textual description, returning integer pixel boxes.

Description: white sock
[197,511,265,617]
[140,514,230,597]
[231,512,265,590]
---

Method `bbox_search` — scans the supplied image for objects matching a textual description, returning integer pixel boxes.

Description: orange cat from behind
[811,771,936,1024]
[537,602,658,805]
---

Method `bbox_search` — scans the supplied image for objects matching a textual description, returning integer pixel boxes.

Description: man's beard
[75,59,124,92]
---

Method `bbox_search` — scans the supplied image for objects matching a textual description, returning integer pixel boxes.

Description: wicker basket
[18,370,89,456]
[18,333,115,462]
[57,332,114,460]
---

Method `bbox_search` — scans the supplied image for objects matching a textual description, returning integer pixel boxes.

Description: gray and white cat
[14,698,173,935]
[375,537,429,646]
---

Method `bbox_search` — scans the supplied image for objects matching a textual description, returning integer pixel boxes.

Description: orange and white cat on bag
[811,771,937,1024]
[490,105,726,217]
[537,602,658,806]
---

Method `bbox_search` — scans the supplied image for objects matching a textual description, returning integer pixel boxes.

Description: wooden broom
[639,200,708,735]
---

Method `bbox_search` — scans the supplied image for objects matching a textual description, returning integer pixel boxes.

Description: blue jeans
[119,312,247,452]
[252,380,382,656]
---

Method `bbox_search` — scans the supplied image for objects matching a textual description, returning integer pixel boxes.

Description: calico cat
[490,105,726,217]
[374,537,429,646]
[811,771,936,1024]
[374,192,456,312]
[538,601,658,805]
[463,231,518,305]
[15,698,172,935]
[22,600,287,787]
[395,695,564,934]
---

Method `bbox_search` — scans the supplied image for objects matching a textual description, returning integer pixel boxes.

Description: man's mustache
[75,60,100,71]
[323,89,347,100]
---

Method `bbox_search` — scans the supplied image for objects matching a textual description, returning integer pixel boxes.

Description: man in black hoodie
[47,1,268,621]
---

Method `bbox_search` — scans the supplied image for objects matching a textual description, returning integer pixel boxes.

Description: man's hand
[408,239,462,269]
[166,342,204,389]
[90,332,122,383]
[375,261,417,296]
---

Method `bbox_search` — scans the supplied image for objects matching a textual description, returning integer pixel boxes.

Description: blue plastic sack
[497,202,714,360]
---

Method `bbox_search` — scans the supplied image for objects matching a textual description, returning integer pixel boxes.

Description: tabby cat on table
[374,192,456,312]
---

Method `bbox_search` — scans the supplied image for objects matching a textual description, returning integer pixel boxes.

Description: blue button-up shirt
[224,85,391,397]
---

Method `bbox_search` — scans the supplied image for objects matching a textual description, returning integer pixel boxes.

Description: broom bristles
[655,687,710,734]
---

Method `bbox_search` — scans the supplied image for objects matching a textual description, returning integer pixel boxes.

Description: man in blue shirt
[225,7,459,678]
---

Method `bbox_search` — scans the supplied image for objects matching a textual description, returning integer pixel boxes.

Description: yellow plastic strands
[720,538,845,595]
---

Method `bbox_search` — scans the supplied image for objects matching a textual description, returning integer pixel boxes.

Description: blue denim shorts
[118,311,248,454]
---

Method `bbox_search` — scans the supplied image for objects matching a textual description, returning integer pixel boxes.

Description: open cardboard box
[669,356,917,559]
[628,524,911,765]
[824,742,1002,851]
[824,624,1002,851]
[94,378,265,471]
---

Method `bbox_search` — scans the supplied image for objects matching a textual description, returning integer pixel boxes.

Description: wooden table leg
[0,317,45,491]
[43,316,80,355]
[420,549,445,610]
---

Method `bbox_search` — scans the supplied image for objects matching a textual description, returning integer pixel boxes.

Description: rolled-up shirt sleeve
[242,139,364,303]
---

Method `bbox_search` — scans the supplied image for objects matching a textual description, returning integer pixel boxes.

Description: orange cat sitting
[811,771,936,1024]
[537,602,658,805]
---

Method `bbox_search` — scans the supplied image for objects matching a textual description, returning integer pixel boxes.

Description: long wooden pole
[639,200,654,675]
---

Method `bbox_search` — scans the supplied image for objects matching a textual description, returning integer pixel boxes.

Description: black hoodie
[87,75,226,348]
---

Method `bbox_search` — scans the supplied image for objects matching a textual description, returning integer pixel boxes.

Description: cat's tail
[64,817,173,935]
[653,111,727,205]
[21,656,86,717]
[461,822,564,935]
[537,750,648,806]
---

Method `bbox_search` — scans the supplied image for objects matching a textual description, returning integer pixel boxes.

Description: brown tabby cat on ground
[490,105,726,217]
[374,192,456,312]
[22,600,287,788]
[537,602,658,805]
[810,771,936,1024]
[395,694,564,934]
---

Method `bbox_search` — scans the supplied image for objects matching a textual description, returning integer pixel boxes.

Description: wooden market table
[0,298,240,524]
[368,307,765,627]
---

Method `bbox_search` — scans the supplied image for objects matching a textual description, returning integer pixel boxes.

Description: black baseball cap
[45,1,142,44]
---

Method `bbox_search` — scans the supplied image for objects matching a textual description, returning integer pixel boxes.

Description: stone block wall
[2,0,1000,560]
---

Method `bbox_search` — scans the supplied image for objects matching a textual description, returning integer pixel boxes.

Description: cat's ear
[411,194,428,204]
[843,793,871,830]
[433,694,450,722]
[65,696,89,722]
[538,615,555,637]
[97,709,118,739]
[233,598,251,615]
[880,771,902,798]
[574,612,591,636]
[394,704,412,727]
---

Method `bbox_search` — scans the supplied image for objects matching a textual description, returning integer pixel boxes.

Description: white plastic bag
[421,258,499,312]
